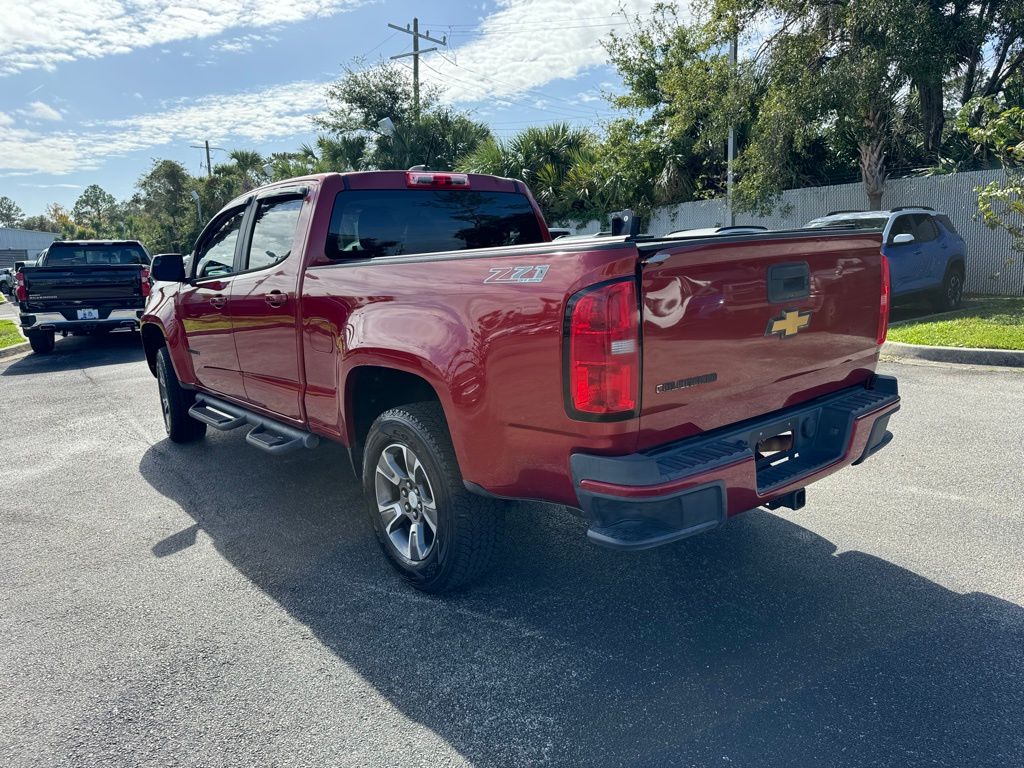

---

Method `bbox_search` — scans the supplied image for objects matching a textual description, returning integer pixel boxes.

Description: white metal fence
[571,169,1022,295]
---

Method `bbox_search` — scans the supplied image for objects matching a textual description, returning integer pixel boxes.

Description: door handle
[209,295,227,309]
[264,290,287,308]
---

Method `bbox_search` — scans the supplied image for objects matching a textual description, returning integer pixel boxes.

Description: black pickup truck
[16,240,152,354]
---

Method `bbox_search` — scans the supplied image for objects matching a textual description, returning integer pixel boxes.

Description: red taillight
[14,271,26,302]
[406,171,470,189]
[140,267,151,297]
[877,254,890,345]
[566,280,640,418]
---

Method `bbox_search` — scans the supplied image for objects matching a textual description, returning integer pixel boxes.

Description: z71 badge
[483,265,549,284]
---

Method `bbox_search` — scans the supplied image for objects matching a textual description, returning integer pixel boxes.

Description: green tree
[959,96,1024,262]
[17,213,59,233]
[0,196,24,227]
[45,203,95,239]
[71,184,119,236]
[314,60,437,138]
[607,1,1023,212]
[134,160,199,253]
[314,60,491,171]
[601,6,758,215]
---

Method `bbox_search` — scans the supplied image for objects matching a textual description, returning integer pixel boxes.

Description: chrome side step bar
[188,394,319,456]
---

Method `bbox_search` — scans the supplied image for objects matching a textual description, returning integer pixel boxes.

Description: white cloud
[418,0,661,103]
[0,1,669,177]
[0,0,363,75]
[210,32,277,54]
[22,101,63,121]
[0,81,326,175]
[19,183,82,189]
[0,111,14,126]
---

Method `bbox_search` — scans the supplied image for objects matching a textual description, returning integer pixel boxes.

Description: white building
[0,227,59,269]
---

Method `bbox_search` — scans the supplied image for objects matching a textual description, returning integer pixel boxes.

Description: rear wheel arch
[141,323,166,376]
[345,365,449,478]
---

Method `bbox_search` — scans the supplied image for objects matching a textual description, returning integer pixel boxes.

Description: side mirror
[151,253,187,282]
[891,233,915,246]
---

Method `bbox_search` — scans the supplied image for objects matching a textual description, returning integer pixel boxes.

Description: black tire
[28,331,55,354]
[156,347,206,443]
[932,264,965,312]
[362,402,501,593]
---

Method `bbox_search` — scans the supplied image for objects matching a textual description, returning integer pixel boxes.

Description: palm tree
[316,135,368,172]
[373,109,491,171]
[458,123,601,223]
[221,149,267,192]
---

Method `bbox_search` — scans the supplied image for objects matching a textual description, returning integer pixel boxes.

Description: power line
[388,17,448,118]
[189,140,226,178]
[358,30,400,59]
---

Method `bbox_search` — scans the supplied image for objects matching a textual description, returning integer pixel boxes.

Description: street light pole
[727,30,737,227]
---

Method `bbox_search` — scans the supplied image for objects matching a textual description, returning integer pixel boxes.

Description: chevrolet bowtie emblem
[766,309,811,339]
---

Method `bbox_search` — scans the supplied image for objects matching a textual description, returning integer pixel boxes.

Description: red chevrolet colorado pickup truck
[142,170,899,592]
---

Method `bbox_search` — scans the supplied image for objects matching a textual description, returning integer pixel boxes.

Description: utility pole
[388,18,447,118]
[727,30,738,227]
[190,140,225,177]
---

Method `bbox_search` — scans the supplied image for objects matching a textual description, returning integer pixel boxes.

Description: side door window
[194,209,246,280]
[888,215,915,242]
[244,197,303,271]
[912,215,939,243]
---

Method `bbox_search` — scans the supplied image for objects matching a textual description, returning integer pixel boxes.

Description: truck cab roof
[50,239,147,247]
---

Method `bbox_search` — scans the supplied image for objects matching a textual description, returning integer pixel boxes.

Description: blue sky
[0,0,657,216]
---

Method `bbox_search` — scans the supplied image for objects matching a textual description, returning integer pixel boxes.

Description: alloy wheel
[948,273,963,306]
[374,443,439,562]
[157,365,170,432]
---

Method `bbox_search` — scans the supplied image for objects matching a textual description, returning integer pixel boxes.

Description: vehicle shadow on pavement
[140,436,1024,768]
[0,332,145,376]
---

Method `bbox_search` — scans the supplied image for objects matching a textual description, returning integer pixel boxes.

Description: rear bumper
[20,308,144,333]
[571,375,900,550]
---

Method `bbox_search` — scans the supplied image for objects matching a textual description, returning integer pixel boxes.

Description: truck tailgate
[22,266,145,302]
[637,231,884,449]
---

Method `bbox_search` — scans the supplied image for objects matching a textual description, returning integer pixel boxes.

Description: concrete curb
[0,314,28,360]
[0,341,29,360]
[882,340,1024,367]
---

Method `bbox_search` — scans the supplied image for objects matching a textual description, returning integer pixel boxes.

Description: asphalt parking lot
[1,335,1022,767]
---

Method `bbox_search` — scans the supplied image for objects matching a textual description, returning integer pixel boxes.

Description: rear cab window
[325,189,544,260]
[43,244,150,266]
